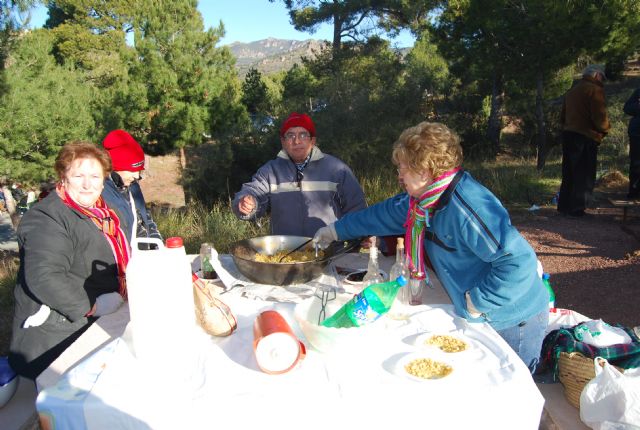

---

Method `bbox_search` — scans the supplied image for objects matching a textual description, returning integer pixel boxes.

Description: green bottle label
[202,258,214,272]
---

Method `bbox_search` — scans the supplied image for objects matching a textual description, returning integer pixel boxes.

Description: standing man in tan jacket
[558,64,611,217]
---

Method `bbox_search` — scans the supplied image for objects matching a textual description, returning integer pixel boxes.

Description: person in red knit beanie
[101,130,162,247]
[232,112,367,237]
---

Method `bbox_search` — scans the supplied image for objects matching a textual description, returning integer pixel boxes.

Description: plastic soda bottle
[542,273,555,308]
[321,276,408,328]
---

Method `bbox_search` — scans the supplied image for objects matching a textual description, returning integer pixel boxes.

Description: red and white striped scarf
[58,184,130,298]
[403,167,461,280]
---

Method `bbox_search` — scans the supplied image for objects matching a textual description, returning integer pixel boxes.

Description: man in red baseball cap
[101,130,162,247]
[232,112,366,237]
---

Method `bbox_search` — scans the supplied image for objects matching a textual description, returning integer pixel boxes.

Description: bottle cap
[542,273,550,280]
[396,275,408,286]
[165,237,184,248]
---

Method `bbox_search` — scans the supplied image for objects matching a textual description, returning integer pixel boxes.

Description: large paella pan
[230,235,360,286]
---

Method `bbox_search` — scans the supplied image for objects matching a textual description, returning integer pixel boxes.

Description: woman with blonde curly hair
[314,122,548,373]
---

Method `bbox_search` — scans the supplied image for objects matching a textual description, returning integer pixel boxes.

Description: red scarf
[58,184,130,298]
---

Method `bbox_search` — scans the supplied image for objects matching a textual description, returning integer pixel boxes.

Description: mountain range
[226,38,327,77]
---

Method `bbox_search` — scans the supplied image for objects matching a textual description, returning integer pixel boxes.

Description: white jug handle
[131,238,165,254]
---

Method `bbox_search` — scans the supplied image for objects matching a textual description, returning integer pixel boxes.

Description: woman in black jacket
[9,142,129,379]
[623,88,640,199]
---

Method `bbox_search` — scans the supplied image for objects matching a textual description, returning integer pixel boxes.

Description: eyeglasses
[284,132,311,142]
[396,166,410,175]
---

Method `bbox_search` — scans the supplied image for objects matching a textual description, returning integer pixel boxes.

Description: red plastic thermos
[253,310,306,374]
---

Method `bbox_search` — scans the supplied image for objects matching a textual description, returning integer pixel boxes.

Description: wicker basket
[557,352,622,409]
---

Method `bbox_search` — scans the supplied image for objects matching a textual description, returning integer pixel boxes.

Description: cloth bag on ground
[192,274,237,337]
[580,357,640,430]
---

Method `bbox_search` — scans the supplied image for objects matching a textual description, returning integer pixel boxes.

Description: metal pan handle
[317,238,363,262]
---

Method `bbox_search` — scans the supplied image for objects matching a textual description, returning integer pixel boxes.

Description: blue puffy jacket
[102,174,162,246]
[334,170,548,330]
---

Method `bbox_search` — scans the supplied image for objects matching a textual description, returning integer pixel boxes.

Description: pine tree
[0,29,95,184]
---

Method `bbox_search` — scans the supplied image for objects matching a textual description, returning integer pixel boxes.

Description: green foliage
[241,67,270,115]
[281,63,318,113]
[277,0,382,51]
[182,140,234,206]
[130,0,236,152]
[50,22,129,86]
[152,201,269,254]
[209,79,252,139]
[465,158,559,207]
[42,0,242,155]
[0,29,95,185]
[404,30,450,98]
[294,38,424,171]
[599,0,640,80]
[1,0,40,97]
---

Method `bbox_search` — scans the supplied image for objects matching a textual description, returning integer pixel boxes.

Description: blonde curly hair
[392,122,463,178]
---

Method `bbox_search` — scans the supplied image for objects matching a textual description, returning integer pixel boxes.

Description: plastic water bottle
[127,237,197,365]
[321,276,408,328]
[542,273,555,309]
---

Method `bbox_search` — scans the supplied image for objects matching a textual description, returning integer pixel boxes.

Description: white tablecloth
[36,254,544,430]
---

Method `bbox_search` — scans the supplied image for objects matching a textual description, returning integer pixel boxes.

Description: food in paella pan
[424,334,468,353]
[404,357,453,379]
[254,248,323,263]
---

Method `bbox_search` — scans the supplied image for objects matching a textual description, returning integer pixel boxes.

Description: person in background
[38,181,56,201]
[313,122,549,373]
[232,112,367,238]
[558,64,611,217]
[101,130,162,247]
[623,88,640,200]
[9,142,128,379]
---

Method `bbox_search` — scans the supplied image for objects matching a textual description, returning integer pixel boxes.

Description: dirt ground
[141,154,640,329]
[139,153,185,208]
[512,175,640,329]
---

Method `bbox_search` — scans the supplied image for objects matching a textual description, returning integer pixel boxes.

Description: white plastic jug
[126,237,197,364]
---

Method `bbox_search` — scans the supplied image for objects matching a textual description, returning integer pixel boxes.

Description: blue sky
[28,1,414,47]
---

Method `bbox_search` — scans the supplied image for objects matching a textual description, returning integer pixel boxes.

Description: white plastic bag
[546,308,591,333]
[580,357,640,430]
[575,319,632,347]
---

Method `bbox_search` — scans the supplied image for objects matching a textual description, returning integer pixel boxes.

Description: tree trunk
[1,184,21,228]
[486,72,504,154]
[1,185,16,217]
[332,15,342,56]
[535,70,547,170]
[179,146,187,169]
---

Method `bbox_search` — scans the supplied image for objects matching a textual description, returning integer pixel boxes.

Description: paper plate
[395,352,457,383]
[342,269,388,286]
[413,332,485,361]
